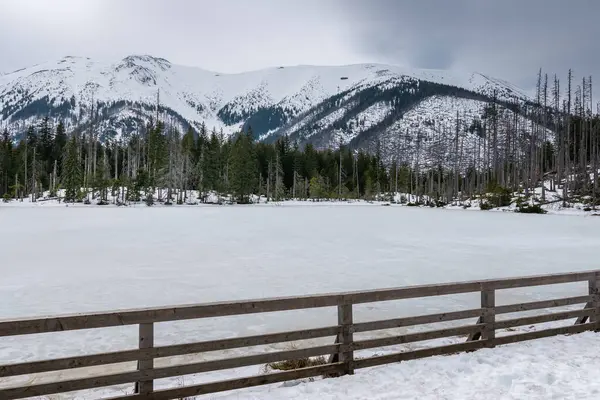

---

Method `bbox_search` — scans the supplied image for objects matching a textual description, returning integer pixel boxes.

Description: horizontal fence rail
[0,270,598,399]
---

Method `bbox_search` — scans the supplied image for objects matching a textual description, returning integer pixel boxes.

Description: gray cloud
[1,0,598,95]
[0,0,364,73]
[340,0,600,91]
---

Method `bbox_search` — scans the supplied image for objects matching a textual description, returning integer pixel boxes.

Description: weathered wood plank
[108,363,345,400]
[354,340,488,370]
[0,325,339,377]
[481,288,495,347]
[353,308,483,333]
[1,270,596,336]
[348,270,595,305]
[494,308,594,330]
[496,295,591,315]
[347,270,596,306]
[356,322,600,371]
[353,324,484,351]
[494,322,598,346]
[0,296,343,337]
[135,323,153,395]
[483,271,595,290]
[0,345,343,399]
[589,276,599,327]
[338,303,354,375]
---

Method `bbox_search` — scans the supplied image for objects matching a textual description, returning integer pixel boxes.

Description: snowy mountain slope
[369,96,553,170]
[0,55,539,166]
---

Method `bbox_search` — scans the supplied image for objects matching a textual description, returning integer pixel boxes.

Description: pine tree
[204,130,221,192]
[54,121,68,170]
[309,175,326,200]
[229,130,257,203]
[62,136,82,202]
[38,116,53,165]
[93,147,110,203]
[0,129,12,197]
[274,151,285,201]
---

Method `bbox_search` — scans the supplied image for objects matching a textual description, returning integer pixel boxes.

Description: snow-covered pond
[1,205,599,396]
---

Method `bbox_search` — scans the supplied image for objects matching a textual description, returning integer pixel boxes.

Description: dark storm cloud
[340,0,600,90]
[1,0,598,94]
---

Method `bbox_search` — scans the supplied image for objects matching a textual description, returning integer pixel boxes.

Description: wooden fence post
[590,273,600,330]
[338,303,354,375]
[135,323,154,394]
[481,287,495,347]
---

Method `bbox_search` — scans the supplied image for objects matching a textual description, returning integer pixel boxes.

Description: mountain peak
[119,55,171,69]
[0,55,536,168]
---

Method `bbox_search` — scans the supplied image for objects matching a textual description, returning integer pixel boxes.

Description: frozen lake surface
[1,205,599,397]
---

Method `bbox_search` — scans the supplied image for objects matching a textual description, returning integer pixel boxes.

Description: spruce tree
[62,136,82,202]
[93,148,110,203]
[38,116,53,165]
[230,131,257,203]
[54,121,68,170]
[204,131,221,192]
[274,151,285,201]
[0,130,12,197]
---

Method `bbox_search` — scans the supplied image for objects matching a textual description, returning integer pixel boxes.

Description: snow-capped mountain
[0,55,538,166]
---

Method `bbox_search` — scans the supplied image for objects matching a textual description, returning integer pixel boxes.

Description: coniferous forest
[0,69,599,210]
[0,118,394,205]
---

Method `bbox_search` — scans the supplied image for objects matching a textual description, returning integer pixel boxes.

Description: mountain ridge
[0,54,540,168]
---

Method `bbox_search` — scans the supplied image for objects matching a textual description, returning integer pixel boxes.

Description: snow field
[1,205,599,398]
[210,332,600,400]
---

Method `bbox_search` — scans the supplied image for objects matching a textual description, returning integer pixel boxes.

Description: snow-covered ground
[1,205,599,398]
[211,332,600,400]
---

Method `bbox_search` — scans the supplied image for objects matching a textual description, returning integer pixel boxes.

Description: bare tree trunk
[542,73,548,201]
[395,159,398,194]
[564,70,573,207]
[15,173,21,202]
[31,147,37,202]
[52,160,57,196]
[293,170,297,199]
[114,140,119,181]
[24,132,28,197]
[454,111,460,200]
[594,101,599,209]
[122,146,127,204]
[267,159,271,201]
[338,140,342,199]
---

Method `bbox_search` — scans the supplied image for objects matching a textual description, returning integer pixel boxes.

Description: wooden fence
[0,270,599,399]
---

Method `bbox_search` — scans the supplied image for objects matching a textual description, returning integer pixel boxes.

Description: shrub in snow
[266,356,327,372]
[516,204,547,214]
[480,202,494,211]
[484,185,512,208]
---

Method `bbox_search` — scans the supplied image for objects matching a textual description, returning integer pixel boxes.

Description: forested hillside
[0,64,598,210]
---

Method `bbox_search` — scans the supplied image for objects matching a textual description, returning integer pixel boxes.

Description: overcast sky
[1,0,598,92]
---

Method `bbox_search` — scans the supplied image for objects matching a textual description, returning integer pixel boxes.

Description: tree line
[380,68,599,208]
[0,69,598,207]
[0,119,395,204]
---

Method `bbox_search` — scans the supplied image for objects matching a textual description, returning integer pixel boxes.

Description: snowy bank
[209,332,600,400]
